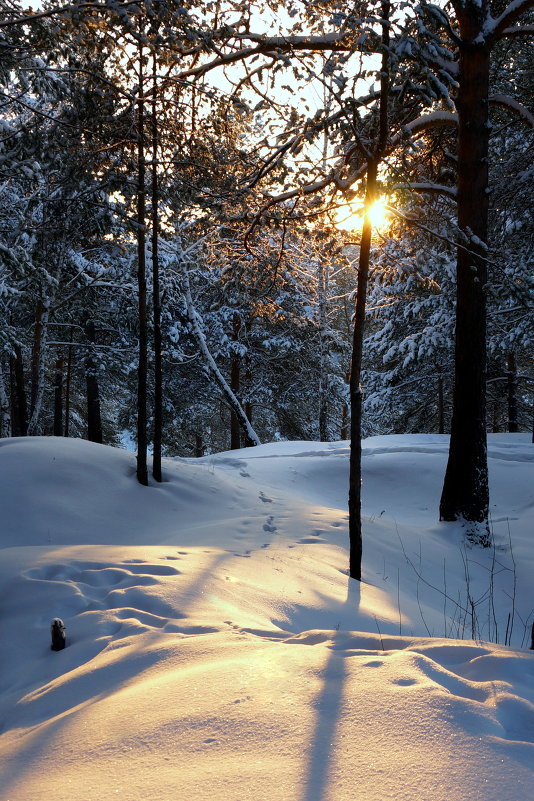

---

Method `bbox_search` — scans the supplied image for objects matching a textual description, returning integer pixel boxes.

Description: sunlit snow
[0,434,533,801]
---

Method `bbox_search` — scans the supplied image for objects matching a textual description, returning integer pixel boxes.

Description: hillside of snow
[0,434,533,801]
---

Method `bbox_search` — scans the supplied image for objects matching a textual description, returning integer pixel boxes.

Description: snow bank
[0,434,532,801]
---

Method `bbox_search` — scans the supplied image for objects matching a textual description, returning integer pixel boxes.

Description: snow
[0,433,533,801]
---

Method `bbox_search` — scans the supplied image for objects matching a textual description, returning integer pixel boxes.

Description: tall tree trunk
[10,345,27,436]
[348,0,390,581]
[506,352,518,433]
[437,368,445,434]
[64,328,74,437]
[230,313,241,450]
[27,300,50,435]
[53,357,64,437]
[0,360,10,437]
[85,320,103,444]
[151,51,163,482]
[349,160,378,581]
[195,432,204,457]
[136,39,149,486]
[30,299,44,415]
[318,260,329,441]
[440,3,490,528]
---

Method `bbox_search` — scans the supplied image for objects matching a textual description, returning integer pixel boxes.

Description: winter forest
[0,2,533,799]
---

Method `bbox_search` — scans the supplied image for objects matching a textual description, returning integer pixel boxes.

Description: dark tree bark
[64,329,74,437]
[85,320,103,444]
[440,2,490,526]
[136,39,149,486]
[230,313,241,450]
[10,345,28,436]
[53,357,64,436]
[30,299,44,415]
[195,432,204,457]
[437,368,445,434]
[349,160,377,581]
[151,56,163,482]
[506,352,518,433]
[318,260,329,441]
[348,0,390,581]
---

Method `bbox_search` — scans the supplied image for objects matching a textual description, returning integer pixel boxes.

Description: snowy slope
[0,434,533,801]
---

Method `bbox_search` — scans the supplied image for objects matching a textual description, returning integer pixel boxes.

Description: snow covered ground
[0,433,533,801]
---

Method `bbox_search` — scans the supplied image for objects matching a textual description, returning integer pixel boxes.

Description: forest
[0,0,532,571]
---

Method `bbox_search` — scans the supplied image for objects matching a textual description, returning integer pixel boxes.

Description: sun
[334,197,390,232]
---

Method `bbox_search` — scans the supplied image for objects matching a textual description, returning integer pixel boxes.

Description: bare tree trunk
[0,360,10,437]
[53,357,64,437]
[349,160,377,581]
[318,260,329,441]
[506,352,518,433]
[440,2,490,529]
[437,368,445,434]
[136,37,149,486]
[30,299,44,415]
[151,51,163,482]
[85,320,103,444]
[230,313,241,450]
[10,345,27,436]
[27,300,50,435]
[348,0,390,581]
[64,329,74,437]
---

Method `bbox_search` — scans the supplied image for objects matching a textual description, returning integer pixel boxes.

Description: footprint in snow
[259,491,273,503]
[263,515,277,533]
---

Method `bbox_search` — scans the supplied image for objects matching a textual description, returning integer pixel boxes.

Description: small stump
[51,618,66,651]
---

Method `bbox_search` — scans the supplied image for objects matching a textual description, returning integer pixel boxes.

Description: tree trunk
[230,313,241,450]
[151,51,163,482]
[27,300,50,435]
[64,329,74,437]
[437,368,445,434]
[440,4,490,529]
[53,357,64,437]
[85,320,103,444]
[318,260,329,441]
[136,39,149,486]
[195,432,204,457]
[0,360,10,437]
[30,299,44,415]
[348,161,377,581]
[10,345,27,436]
[348,0,390,581]
[506,352,518,433]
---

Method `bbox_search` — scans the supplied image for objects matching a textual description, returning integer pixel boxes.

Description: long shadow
[301,578,361,801]
[0,547,235,799]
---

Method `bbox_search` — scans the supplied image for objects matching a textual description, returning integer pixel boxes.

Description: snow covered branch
[486,0,534,41]
[489,95,534,128]
[179,258,261,448]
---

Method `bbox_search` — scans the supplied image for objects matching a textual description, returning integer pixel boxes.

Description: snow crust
[0,434,533,801]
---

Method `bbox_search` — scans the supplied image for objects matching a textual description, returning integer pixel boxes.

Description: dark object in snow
[51,618,66,651]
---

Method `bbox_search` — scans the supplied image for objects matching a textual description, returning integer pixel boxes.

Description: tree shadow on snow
[301,578,361,801]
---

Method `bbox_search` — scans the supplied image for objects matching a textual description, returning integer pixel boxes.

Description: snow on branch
[0,0,140,29]
[389,111,458,150]
[403,183,457,199]
[178,32,368,80]
[485,0,534,40]
[489,95,534,128]
[179,257,261,447]
[497,23,534,37]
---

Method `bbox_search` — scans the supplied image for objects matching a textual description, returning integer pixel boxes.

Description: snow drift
[0,434,533,801]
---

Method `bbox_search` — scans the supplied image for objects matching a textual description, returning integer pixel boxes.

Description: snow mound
[0,434,532,801]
